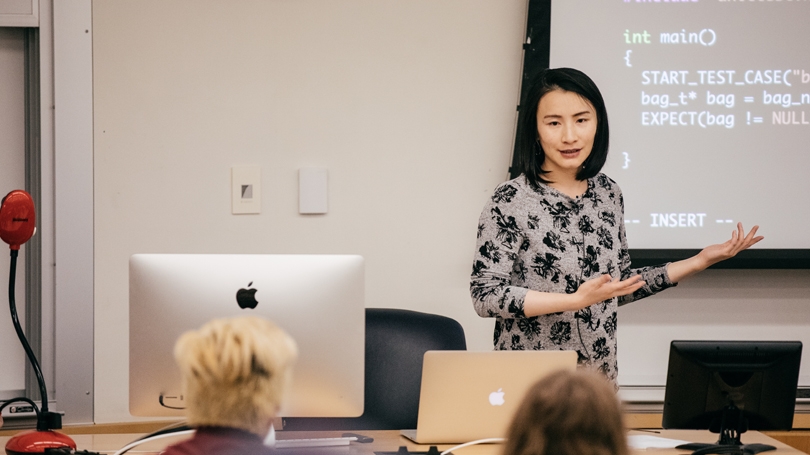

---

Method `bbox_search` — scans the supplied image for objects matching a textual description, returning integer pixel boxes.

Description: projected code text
[624,26,810,129]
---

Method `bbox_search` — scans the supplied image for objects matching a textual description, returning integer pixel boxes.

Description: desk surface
[0,430,806,455]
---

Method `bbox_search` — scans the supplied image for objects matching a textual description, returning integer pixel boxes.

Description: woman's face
[536,89,597,179]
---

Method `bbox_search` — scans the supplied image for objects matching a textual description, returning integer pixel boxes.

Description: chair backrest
[282,308,467,431]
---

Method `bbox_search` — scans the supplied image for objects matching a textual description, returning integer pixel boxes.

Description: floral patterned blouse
[470,173,675,383]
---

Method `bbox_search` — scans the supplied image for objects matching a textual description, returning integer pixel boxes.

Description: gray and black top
[470,173,675,383]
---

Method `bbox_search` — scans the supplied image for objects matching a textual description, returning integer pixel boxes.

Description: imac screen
[129,254,365,418]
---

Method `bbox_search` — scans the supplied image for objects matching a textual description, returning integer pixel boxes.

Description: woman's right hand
[572,274,645,310]
[523,274,646,317]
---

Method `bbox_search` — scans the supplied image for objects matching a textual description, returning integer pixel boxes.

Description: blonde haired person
[502,369,629,455]
[162,316,298,455]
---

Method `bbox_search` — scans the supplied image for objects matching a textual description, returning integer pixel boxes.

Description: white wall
[92,0,525,423]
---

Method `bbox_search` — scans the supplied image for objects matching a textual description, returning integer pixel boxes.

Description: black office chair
[282,308,467,431]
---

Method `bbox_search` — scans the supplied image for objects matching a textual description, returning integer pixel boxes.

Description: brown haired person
[502,369,629,455]
[162,316,298,455]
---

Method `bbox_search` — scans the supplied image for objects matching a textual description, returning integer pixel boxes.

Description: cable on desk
[439,438,506,455]
[111,429,195,455]
[131,421,192,442]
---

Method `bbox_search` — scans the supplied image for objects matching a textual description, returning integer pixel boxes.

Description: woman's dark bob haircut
[514,67,610,189]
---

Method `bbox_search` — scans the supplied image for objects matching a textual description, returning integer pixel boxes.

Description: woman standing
[470,68,761,383]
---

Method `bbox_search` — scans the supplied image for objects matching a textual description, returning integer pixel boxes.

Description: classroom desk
[0,429,807,455]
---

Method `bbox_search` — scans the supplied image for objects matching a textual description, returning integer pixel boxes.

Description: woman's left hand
[696,222,763,268]
[667,223,763,283]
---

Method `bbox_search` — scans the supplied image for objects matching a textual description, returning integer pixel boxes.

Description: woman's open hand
[667,223,764,283]
[696,223,763,268]
[523,274,646,316]
[572,274,645,310]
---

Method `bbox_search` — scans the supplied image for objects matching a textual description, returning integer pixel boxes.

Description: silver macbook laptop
[401,350,578,444]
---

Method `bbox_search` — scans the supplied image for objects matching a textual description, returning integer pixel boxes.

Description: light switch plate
[232,165,261,214]
[299,168,328,214]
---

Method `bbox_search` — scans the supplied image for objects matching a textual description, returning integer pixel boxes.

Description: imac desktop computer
[129,254,365,419]
[662,340,802,455]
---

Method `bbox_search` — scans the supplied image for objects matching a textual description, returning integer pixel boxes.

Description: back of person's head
[502,369,628,455]
[174,316,298,436]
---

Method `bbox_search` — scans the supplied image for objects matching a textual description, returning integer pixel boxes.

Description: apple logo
[488,388,505,406]
[236,282,259,309]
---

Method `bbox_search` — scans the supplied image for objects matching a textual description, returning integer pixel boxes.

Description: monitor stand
[674,404,776,455]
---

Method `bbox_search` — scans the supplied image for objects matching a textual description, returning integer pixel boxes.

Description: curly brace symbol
[622,152,630,169]
[624,50,632,67]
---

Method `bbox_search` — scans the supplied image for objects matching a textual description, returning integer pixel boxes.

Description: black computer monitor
[662,340,802,455]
